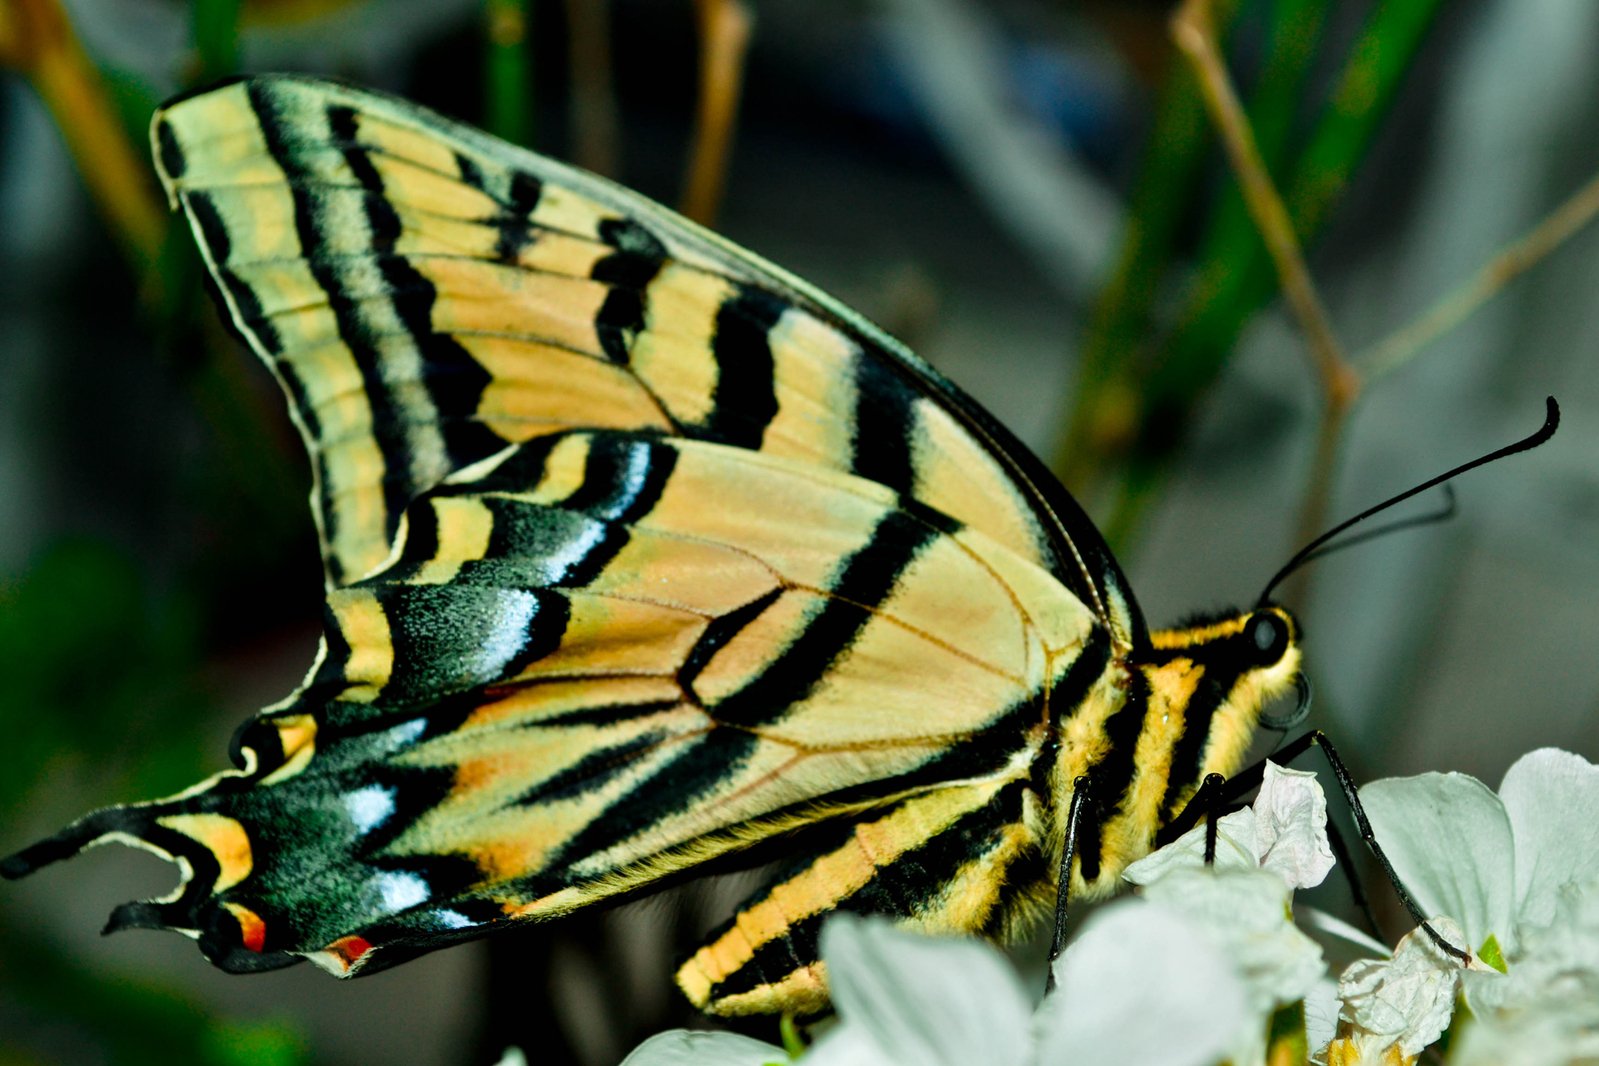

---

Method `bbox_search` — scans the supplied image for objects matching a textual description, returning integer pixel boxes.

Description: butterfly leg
[677,780,1044,1016]
[1157,730,1469,963]
[1043,774,1103,993]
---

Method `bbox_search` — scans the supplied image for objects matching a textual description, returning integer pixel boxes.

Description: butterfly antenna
[1293,484,1458,570]
[1258,396,1560,604]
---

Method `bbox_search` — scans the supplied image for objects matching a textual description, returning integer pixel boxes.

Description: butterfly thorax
[1047,606,1301,901]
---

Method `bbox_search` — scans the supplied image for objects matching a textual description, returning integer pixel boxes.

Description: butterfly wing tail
[1,792,302,972]
[0,804,171,886]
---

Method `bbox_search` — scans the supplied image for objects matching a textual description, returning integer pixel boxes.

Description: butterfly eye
[1246,611,1289,664]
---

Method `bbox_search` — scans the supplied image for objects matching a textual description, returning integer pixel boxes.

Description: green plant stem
[1103,0,1444,547]
[485,0,534,147]
[192,0,239,84]
[1055,0,1237,503]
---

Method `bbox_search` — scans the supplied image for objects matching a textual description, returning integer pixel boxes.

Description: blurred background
[1,0,1596,1063]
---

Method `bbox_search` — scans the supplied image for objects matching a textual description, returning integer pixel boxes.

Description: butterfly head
[1148,604,1301,693]
[1139,605,1304,805]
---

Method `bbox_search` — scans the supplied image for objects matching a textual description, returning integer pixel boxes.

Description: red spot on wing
[329,935,373,968]
[223,902,267,953]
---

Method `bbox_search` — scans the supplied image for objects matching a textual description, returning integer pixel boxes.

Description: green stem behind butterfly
[1056,0,1445,553]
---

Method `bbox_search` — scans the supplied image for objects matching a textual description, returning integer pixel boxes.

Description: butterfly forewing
[154,74,1132,634]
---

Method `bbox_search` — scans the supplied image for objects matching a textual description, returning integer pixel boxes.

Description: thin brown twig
[2,0,165,274]
[681,0,752,227]
[1171,0,1360,415]
[564,0,620,176]
[1358,166,1599,380]
[1171,0,1359,590]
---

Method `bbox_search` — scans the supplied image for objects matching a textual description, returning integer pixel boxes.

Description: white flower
[1033,900,1253,1066]
[1141,868,1326,1017]
[807,908,1258,1066]
[1449,964,1599,1066]
[1454,874,1599,1065]
[1360,747,1599,957]
[812,915,1031,1066]
[1339,748,1599,1060]
[1335,917,1477,1058]
[620,1029,790,1066]
[1124,761,1335,891]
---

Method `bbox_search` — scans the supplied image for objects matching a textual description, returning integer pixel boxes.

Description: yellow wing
[7,430,1098,978]
[152,75,1141,645]
[0,63,1345,1019]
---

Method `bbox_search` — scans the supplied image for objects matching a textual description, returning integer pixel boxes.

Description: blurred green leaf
[1056,6,1225,500]
[1059,0,1446,549]
[0,920,307,1066]
[484,0,534,147]
[0,539,212,809]
[203,1019,309,1066]
[193,0,241,85]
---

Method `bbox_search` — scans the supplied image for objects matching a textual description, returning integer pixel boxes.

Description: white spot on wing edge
[344,785,397,835]
[377,871,429,913]
[471,589,539,681]
[545,519,608,582]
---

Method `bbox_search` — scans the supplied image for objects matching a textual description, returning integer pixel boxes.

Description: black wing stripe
[708,508,941,728]
[592,218,668,365]
[532,728,763,884]
[704,286,782,448]
[850,350,918,494]
[248,86,416,583]
[701,781,1029,1006]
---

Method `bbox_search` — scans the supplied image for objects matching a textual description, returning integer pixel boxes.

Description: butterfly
[2,74,1306,1017]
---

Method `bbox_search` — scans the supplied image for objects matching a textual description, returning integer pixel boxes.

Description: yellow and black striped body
[0,76,1302,1016]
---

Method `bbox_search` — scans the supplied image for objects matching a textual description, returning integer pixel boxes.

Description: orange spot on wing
[316,934,374,975]
[223,902,267,953]
[274,713,317,756]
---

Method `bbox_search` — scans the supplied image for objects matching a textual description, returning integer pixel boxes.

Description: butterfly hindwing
[678,778,1045,1016]
[152,74,1139,647]
[14,431,1096,977]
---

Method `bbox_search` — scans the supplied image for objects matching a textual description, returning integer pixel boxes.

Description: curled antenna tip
[1540,395,1560,435]
[1258,396,1562,604]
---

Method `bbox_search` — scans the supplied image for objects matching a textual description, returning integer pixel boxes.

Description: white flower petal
[820,914,1030,1066]
[1466,875,1599,1017]
[1361,772,1515,946]
[1252,762,1336,890]
[1037,897,1250,1066]
[1449,985,1599,1066]
[802,1024,886,1066]
[1123,808,1258,885]
[618,1030,787,1066]
[1498,748,1599,933]
[1303,975,1341,1057]
[1297,905,1392,961]
[1142,868,1326,1013]
[1336,917,1473,1057]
